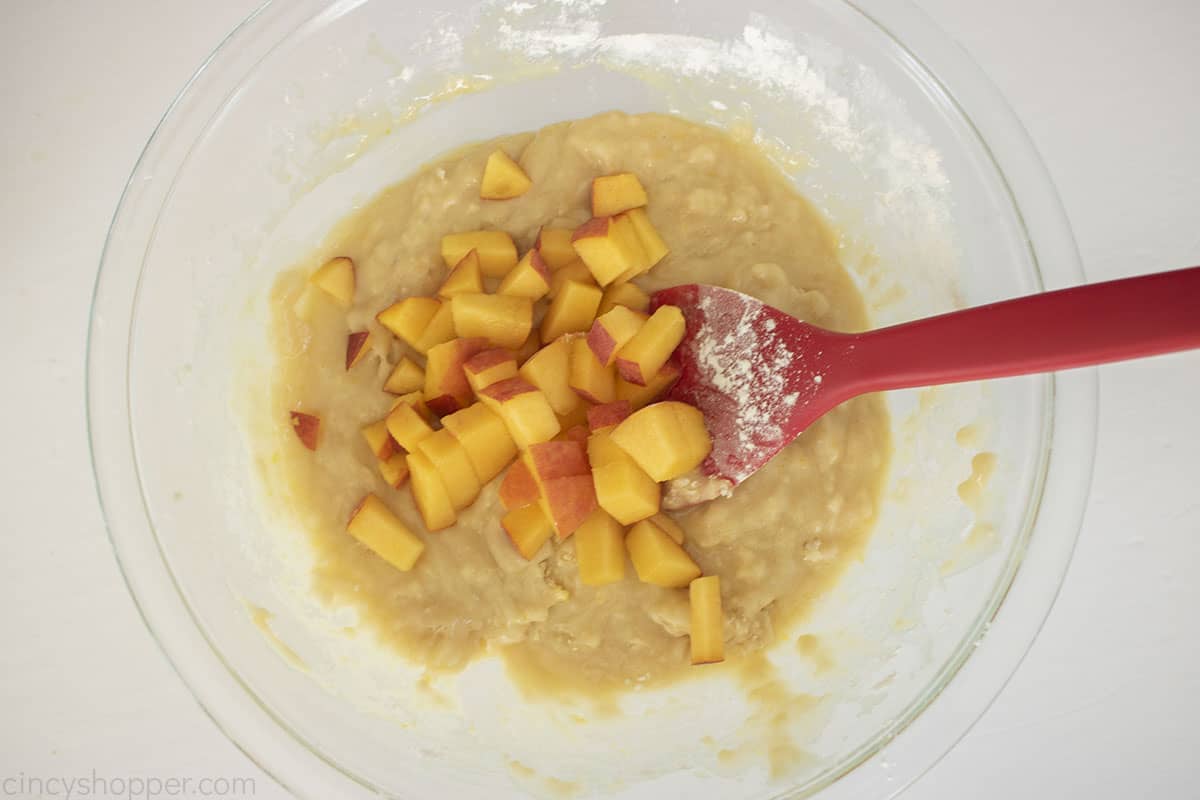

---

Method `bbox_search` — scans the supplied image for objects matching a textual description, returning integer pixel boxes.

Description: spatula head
[653,284,848,487]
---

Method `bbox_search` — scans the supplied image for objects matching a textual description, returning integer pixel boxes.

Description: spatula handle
[844,266,1200,394]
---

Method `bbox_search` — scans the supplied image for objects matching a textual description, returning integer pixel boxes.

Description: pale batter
[262,111,890,695]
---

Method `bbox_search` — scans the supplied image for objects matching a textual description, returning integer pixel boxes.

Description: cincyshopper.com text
[2,771,255,799]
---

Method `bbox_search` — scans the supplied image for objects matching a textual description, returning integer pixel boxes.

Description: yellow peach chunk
[587,305,648,367]
[347,494,424,571]
[440,402,517,484]
[376,296,440,349]
[416,429,480,510]
[463,349,518,395]
[441,231,519,277]
[309,256,355,307]
[571,215,648,287]
[615,304,685,385]
[480,149,532,200]
[591,173,648,217]
[407,451,457,531]
[451,293,533,350]
[497,250,551,300]
[479,377,561,448]
[535,227,578,270]
[592,457,660,525]
[385,402,434,453]
[501,503,555,560]
[689,576,724,664]
[361,419,398,460]
[439,249,484,298]
[621,208,669,271]
[610,401,713,481]
[541,280,602,343]
[383,357,424,395]
[423,337,489,417]
[518,336,579,416]
[615,360,681,410]
[548,260,597,298]
[574,509,627,586]
[626,518,701,588]
[377,452,410,489]
[569,335,615,404]
[598,281,651,316]
[411,300,457,355]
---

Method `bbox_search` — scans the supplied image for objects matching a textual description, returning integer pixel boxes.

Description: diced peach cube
[523,440,590,483]
[345,330,372,370]
[689,576,724,664]
[574,509,627,586]
[592,457,660,525]
[626,518,701,588]
[438,249,484,298]
[610,401,713,481]
[416,429,480,510]
[377,452,410,489]
[423,337,489,416]
[501,503,555,560]
[497,250,551,301]
[480,149,532,199]
[571,216,648,286]
[617,208,669,279]
[548,260,596,298]
[463,349,518,394]
[587,401,631,432]
[541,280,602,343]
[362,418,398,460]
[540,475,597,540]
[290,411,320,450]
[615,304,685,385]
[347,494,424,571]
[309,256,355,307]
[499,461,540,511]
[535,227,578,270]
[451,293,533,350]
[585,429,627,470]
[569,335,615,404]
[411,299,457,355]
[615,359,681,410]
[407,451,457,531]
[390,391,434,422]
[479,377,562,448]
[441,231,519,277]
[440,402,517,484]
[383,356,424,395]
[384,403,433,453]
[518,337,579,416]
[587,305,647,367]
[376,296,440,350]
[591,173,648,217]
[598,281,650,316]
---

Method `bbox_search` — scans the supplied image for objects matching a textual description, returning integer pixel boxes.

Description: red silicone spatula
[653,266,1200,494]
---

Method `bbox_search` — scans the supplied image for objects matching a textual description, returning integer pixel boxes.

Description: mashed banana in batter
[263,111,890,695]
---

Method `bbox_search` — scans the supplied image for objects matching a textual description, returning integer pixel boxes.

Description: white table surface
[2,1,1197,797]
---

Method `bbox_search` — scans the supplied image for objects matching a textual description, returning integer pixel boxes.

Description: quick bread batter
[262,111,890,695]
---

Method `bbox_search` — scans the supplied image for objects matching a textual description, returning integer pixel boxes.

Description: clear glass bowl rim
[86,1,1096,797]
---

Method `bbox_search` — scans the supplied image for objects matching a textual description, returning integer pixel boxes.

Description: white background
[2,0,1197,797]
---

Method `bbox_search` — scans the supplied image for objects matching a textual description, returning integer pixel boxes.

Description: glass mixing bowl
[88,0,1094,797]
